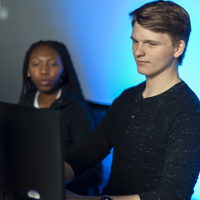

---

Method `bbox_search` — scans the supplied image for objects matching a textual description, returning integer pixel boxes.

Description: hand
[65,190,100,200]
[66,194,100,200]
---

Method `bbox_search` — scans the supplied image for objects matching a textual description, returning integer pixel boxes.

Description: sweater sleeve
[65,97,118,178]
[139,99,200,200]
[62,100,96,154]
[63,100,103,194]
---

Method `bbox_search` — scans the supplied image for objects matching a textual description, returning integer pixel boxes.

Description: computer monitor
[0,101,65,200]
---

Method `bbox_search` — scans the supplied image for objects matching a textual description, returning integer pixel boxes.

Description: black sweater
[65,81,200,200]
[19,84,96,155]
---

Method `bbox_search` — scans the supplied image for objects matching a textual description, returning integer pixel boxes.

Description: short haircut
[129,0,191,65]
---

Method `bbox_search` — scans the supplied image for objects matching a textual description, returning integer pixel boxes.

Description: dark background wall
[0,1,200,198]
[1,0,200,106]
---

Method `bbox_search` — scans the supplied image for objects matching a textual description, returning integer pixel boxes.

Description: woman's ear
[27,70,30,77]
[174,40,185,58]
[62,67,67,78]
[60,68,67,83]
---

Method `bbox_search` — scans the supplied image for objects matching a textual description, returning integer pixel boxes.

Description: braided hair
[21,40,97,124]
[21,40,83,98]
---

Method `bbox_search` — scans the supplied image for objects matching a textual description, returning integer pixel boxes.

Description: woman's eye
[50,62,59,66]
[32,63,39,67]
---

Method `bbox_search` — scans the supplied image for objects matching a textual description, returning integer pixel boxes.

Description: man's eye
[130,37,138,44]
[133,40,138,44]
[149,43,156,46]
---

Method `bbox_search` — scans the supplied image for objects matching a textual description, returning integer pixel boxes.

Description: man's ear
[174,40,185,58]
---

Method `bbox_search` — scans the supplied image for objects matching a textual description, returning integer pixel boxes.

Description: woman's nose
[40,64,50,74]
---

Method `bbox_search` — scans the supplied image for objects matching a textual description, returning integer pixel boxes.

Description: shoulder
[123,82,145,96]
[52,84,83,108]
[18,89,37,106]
[58,84,92,115]
[172,81,200,110]
[164,82,200,129]
[112,82,145,105]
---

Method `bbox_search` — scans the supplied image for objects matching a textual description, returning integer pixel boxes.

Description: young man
[65,1,200,200]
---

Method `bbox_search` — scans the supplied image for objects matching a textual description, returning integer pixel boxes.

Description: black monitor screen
[0,102,65,200]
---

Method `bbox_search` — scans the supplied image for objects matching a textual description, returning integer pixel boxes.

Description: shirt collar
[33,89,62,108]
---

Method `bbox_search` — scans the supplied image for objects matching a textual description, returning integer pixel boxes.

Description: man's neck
[142,74,181,99]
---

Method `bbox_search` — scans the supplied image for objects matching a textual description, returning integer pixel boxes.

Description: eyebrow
[130,36,160,44]
[29,56,59,60]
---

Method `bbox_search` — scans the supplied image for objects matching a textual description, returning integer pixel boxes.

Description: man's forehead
[131,22,172,43]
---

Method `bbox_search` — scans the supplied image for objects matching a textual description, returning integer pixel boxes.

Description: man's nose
[134,43,146,57]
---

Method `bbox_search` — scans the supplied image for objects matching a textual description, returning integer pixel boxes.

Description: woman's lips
[39,80,50,86]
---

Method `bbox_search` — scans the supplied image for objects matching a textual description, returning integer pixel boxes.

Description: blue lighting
[43,0,200,198]
[43,0,200,105]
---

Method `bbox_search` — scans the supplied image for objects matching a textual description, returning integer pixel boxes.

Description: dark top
[19,84,102,195]
[65,81,200,200]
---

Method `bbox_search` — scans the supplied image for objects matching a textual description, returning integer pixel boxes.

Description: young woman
[19,40,102,195]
